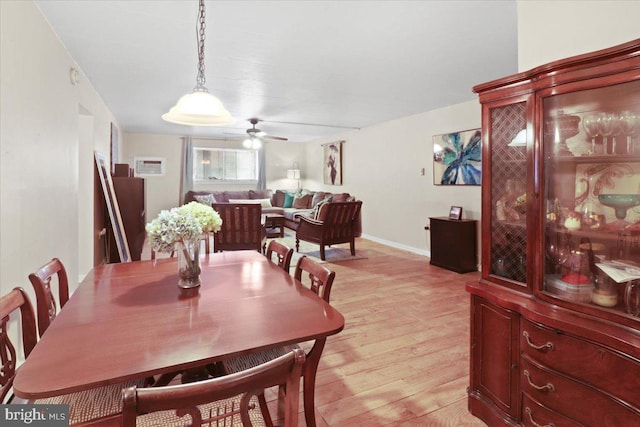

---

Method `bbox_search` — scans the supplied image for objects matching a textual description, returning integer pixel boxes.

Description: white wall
[1,0,117,302]
[517,1,640,72]
[304,101,481,256]
[121,133,308,222]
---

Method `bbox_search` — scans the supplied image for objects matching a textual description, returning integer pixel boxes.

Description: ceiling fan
[245,118,288,142]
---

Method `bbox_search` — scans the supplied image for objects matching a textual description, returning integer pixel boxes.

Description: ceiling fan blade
[262,135,288,141]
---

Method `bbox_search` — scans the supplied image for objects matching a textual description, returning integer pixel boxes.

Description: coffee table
[263,213,285,238]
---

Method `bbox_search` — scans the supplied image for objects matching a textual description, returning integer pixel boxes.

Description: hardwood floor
[268,237,486,426]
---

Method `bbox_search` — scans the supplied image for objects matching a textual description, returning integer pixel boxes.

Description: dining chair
[0,287,147,424]
[293,256,336,303]
[121,348,305,427]
[265,240,294,272]
[221,256,336,426]
[1,287,37,404]
[28,257,69,337]
[212,203,266,253]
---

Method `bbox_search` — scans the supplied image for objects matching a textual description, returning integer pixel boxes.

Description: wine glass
[619,110,640,153]
[546,232,571,275]
[582,114,600,155]
[597,112,618,154]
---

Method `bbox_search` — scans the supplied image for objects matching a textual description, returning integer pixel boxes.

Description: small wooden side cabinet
[429,217,477,273]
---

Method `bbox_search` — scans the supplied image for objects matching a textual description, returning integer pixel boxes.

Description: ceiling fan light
[242,138,253,148]
[162,91,235,126]
[252,139,262,149]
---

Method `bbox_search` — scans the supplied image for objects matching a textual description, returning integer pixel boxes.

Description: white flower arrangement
[146,202,222,254]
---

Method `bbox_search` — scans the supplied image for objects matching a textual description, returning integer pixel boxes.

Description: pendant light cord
[195,0,207,92]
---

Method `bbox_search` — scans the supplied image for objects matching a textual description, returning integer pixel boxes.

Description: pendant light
[162,0,234,126]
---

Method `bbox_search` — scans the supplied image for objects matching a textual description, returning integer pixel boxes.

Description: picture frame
[433,129,482,185]
[323,141,343,185]
[95,151,131,263]
[449,206,463,221]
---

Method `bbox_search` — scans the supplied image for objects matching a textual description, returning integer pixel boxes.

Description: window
[193,147,258,182]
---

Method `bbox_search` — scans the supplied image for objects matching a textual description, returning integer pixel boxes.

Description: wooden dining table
[13,250,344,426]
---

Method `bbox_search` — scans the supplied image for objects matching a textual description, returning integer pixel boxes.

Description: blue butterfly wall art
[433,129,482,185]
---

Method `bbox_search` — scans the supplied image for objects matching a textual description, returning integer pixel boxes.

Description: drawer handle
[524,370,555,392]
[523,331,555,351]
[525,407,556,427]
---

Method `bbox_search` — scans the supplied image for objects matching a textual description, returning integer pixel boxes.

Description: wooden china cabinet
[467,39,640,426]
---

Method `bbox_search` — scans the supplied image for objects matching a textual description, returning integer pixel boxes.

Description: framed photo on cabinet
[449,206,463,220]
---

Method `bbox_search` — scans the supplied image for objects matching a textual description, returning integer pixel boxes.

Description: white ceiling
[35,0,518,143]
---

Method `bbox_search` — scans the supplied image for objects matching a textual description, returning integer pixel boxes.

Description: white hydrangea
[146,203,222,253]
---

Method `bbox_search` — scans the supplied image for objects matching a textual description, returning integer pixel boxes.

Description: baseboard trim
[360,234,430,258]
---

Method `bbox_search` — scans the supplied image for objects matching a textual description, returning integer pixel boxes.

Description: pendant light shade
[162,0,234,126]
[162,90,234,126]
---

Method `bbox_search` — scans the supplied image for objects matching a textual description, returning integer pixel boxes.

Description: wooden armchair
[212,203,266,253]
[295,201,362,260]
[122,348,305,427]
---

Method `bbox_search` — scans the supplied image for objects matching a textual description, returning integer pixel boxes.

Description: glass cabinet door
[542,77,640,323]
[488,101,528,286]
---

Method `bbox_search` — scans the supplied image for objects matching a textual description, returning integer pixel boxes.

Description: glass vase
[176,239,201,289]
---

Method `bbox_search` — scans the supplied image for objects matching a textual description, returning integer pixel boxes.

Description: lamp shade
[162,91,234,126]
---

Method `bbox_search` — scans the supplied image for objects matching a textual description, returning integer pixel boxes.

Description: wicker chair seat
[134,395,264,427]
[35,379,146,425]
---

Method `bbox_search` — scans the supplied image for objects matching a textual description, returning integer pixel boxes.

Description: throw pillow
[273,190,286,207]
[331,193,350,203]
[194,194,216,205]
[313,196,332,220]
[252,198,273,208]
[316,200,332,222]
[292,194,312,209]
[311,191,327,208]
[283,192,295,208]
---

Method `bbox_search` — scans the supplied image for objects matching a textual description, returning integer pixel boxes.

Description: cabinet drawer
[522,393,581,427]
[521,357,640,426]
[520,319,640,409]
